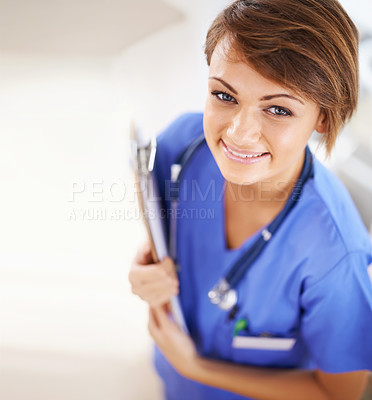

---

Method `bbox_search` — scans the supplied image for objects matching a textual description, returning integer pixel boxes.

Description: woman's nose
[226,110,262,146]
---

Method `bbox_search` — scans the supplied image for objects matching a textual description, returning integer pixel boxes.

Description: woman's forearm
[188,357,328,400]
[185,357,366,400]
[148,306,367,400]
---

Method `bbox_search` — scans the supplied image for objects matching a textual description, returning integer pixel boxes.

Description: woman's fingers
[134,285,179,307]
[129,257,178,285]
[128,247,179,307]
[132,275,179,294]
[134,241,153,265]
[129,260,179,297]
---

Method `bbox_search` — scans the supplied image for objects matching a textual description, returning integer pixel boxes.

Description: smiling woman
[204,44,326,194]
[128,1,372,400]
[204,0,359,156]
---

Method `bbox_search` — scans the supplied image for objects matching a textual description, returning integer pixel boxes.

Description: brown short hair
[204,0,359,155]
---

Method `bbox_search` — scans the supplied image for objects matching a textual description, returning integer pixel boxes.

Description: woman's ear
[315,110,328,134]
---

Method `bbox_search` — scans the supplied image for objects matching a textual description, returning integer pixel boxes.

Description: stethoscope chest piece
[208,278,238,311]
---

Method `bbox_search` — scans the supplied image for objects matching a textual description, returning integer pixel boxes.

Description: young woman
[129,1,372,399]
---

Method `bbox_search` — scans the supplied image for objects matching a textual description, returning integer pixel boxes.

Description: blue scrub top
[152,113,372,400]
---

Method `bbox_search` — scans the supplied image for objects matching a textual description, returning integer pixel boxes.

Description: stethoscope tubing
[226,147,314,288]
[168,136,314,310]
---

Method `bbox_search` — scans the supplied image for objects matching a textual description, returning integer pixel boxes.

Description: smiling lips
[221,140,270,165]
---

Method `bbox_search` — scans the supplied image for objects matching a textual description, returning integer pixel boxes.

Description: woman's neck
[223,152,306,249]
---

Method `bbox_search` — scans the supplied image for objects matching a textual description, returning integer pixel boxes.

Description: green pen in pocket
[233,318,248,336]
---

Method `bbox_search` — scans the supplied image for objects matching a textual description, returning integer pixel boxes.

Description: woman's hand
[148,305,198,379]
[128,242,179,307]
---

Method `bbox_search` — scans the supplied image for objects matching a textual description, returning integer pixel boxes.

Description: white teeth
[227,147,265,159]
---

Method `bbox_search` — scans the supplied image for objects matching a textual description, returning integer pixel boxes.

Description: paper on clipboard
[130,123,188,333]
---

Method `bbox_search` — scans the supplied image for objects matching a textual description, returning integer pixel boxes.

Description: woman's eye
[211,91,237,103]
[267,106,292,117]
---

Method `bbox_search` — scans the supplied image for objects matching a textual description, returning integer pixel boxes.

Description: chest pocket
[207,310,304,368]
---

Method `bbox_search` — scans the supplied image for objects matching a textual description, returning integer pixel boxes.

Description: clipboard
[130,122,189,333]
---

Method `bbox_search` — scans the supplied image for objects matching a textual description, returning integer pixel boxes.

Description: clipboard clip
[130,122,157,177]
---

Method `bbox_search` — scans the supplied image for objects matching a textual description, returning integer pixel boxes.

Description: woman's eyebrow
[209,77,305,105]
[260,94,305,105]
[208,77,238,95]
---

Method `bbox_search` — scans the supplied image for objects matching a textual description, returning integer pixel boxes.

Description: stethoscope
[168,135,314,313]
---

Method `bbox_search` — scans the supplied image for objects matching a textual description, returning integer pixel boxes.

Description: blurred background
[0,1,371,399]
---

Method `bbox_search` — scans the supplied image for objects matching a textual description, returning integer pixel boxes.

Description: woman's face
[203,41,326,190]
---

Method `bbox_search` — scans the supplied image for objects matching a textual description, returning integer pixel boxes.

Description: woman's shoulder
[310,158,369,251]
[156,112,204,162]
[293,158,372,282]
[153,113,205,201]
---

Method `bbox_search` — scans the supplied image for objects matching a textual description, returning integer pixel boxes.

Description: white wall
[0,53,159,399]
[113,0,231,136]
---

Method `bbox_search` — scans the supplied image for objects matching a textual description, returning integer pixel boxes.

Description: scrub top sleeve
[152,113,204,235]
[153,113,204,196]
[300,251,372,373]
